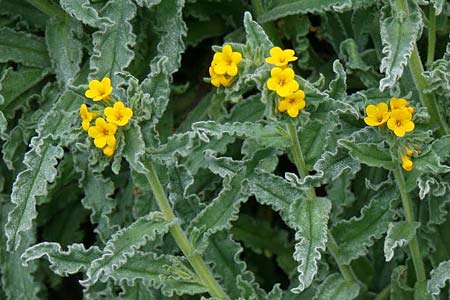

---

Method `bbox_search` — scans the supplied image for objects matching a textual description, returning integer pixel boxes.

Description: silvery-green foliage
[1,0,450,299]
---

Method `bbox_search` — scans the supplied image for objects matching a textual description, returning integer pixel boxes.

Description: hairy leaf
[84,212,172,284]
[428,260,450,299]
[21,242,101,276]
[384,221,420,261]
[59,0,112,28]
[339,140,395,169]
[313,273,360,300]
[291,198,332,293]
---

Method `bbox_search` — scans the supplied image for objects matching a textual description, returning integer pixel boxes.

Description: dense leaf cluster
[1,0,450,299]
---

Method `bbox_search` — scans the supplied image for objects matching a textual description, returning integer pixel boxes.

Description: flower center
[396,121,401,127]
[377,116,383,122]
[103,129,110,136]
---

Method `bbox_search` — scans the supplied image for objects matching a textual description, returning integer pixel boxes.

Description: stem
[396,0,449,136]
[144,160,229,300]
[427,6,436,68]
[374,285,391,300]
[286,123,360,285]
[26,0,66,18]
[392,165,427,285]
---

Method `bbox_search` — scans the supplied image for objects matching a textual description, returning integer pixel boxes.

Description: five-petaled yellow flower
[209,65,232,88]
[265,47,297,67]
[277,90,306,118]
[387,109,415,137]
[390,98,414,114]
[85,77,113,101]
[104,101,133,126]
[401,155,413,171]
[212,45,242,76]
[364,103,390,127]
[88,118,117,149]
[79,104,96,131]
[267,67,299,97]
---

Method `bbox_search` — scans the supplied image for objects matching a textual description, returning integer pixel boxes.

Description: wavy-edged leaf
[313,273,360,300]
[391,265,414,300]
[123,121,147,174]
[243,11,272,59]
[21,242,101,276]
[327,60,347,100]
[291,197,331,293]
[379,3,423,90]
[0,66,48,117]
[428,260,450,299]
[247,168,303,224]
[0,27,50,68]
[5,139,64,251]
[258,0,373,23]
[46,16,83,87]
[339,140,395,169]
[384,221,420,261]
[430,0,445,15]
[89,0,136,97]
[59,0,112,28]
[193,121,290,148]
[120,281,155,300]
[84,212,172,284]
[1,201,40,300]
[332,186,397,264]
[107,252,208,297]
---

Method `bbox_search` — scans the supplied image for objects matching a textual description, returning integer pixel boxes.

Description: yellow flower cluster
[209,44,242,88]
[80,77,133,157]
[364,98,415,137]
[265,47,305,118]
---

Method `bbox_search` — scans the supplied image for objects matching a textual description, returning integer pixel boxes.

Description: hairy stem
[26,0,66,18]
[397,0,449,136]
[392,165,427,289]
[427,6,436,68]
[286,123,359,285]
[144,160,229,300]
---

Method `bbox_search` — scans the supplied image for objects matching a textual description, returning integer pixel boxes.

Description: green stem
[396,0,449,136]
[392,165,427,285]
[286,123,359,285]
[374,284,391,300]
[26,0,66,18]
[427,6,436,68]
[144,160,229,300]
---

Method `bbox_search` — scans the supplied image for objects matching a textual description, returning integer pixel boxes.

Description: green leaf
[379,3,423,90]
[89,0,136,97]
[391,266,414,300]
[109,252,208,297]
[59,0,112,28]
[84,212,172,284]
[45,17,83,87]
[327,60,347,100]
[0,27,50,68]
[428,260,450,299]
[430,0,445,15]
[1,201,40,300]
[313,273,360,300]
[291,197,332,293]
[332,186,397,264]
[339,140,395,169]
[21,242,101,276]
[0,66,48,117]
[257,0,373,23]
[246,168,303,225]
[384,221,420,261]
[243,11,272,56]
[5,139,64,251]
[193,121,290,148]
[120,282,155,300]
[123,121,147,174]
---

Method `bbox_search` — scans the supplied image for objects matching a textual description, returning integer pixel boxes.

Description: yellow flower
[364,103,390,126]
[85,77,113,101]
[79,104,96,131]
[277,90,306,118]
[390,97,414,113]
[212,45,242,76]
[265,47,297,67]
[209,64,232,88]
[401,155,413,171]
[267,67,299,97]
[405,147,414,156]
[387,109,415,137]
[88,118,117,149]
[102,141,116,157]
[104,101,133,126]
